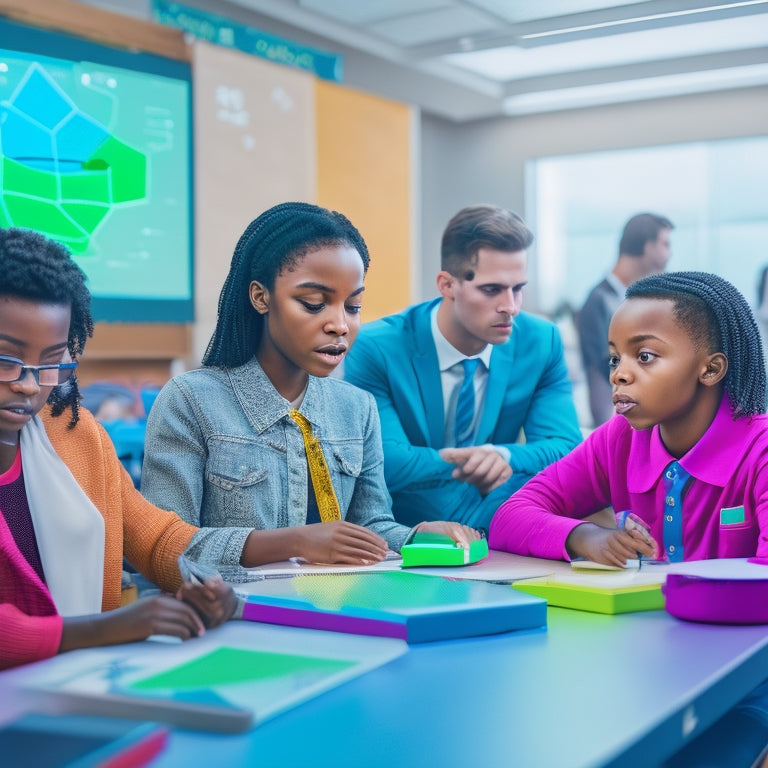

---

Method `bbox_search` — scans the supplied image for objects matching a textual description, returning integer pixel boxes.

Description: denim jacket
[141,357,410,566]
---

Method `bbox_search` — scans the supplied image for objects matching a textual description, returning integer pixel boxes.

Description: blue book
[241,570,547,642]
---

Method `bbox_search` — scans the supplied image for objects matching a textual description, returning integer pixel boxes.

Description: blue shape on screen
[56,114,110,169]
[0,113,54,171]
[3,64,109,173]
[11,66,72,129]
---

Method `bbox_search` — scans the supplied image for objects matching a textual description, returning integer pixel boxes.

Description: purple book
[241,570,546,643]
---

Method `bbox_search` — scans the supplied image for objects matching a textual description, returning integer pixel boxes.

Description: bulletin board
[191,41,316,362]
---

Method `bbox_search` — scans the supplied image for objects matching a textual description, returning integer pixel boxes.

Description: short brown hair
[619,212,673,257]
[441,205,534,278]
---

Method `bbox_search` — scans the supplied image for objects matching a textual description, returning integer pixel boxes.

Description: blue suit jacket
[344,299,582,528]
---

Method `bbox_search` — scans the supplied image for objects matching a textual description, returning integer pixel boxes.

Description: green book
[512,575,664,615]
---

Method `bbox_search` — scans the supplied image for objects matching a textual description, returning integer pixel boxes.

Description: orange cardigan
[42,405,197,611]
[0,407,198,669]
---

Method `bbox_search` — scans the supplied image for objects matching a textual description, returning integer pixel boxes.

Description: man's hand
[439,446,512,496]
[565,523,658,567]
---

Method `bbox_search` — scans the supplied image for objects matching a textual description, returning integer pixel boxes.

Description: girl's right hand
[565,522,657,567]
[297,521,389,565]
[59,595,205,653]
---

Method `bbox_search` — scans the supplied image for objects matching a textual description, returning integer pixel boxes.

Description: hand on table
[565,523,658,567]
[297,520,389,565]
[411,520,482,549]
[59,595,206,653]
[178,577,239,628]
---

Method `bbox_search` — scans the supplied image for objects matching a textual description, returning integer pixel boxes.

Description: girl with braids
[490,270,768,563]
[0,227,236,670]
[142,202,478,570]
[489,270,768,768]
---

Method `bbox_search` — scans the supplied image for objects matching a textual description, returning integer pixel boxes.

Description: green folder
[512,577,664,614]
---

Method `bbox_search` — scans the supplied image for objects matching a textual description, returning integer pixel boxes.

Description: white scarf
[20,415,104,616]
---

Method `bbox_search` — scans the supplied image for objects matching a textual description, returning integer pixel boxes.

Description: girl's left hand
[177,577,239,628]
[412,520,482,549]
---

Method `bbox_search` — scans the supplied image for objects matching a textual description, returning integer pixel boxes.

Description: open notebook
[16,622,406,733]
[226,549,555,584]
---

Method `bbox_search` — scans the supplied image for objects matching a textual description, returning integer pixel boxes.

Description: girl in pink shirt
[491,271,768,566]
[490,270,768,768]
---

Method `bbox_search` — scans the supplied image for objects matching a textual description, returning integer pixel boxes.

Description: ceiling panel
[464,0,644,24]
[502,62,768,114]
[298,0,451,27]
[223,0,768,119]
[368,6,500,47]
[443,13,768,81]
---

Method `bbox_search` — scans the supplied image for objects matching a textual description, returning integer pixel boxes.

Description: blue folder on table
[240,570,547,643]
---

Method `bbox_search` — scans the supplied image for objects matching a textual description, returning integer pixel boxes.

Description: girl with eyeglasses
[0,227,237,670]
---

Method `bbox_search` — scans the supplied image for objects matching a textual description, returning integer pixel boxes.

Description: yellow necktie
[289,410,342,523]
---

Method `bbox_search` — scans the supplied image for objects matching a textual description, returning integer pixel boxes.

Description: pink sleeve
[0,507,63,670]
[0,604,63,671]
[489,425,615,560]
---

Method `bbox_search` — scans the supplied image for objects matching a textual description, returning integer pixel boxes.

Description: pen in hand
[616,511,653,570]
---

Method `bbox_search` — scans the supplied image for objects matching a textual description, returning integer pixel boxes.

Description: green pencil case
[401,532,489,567]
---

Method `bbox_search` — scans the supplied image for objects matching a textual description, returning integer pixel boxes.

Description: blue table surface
[146,606,768,768]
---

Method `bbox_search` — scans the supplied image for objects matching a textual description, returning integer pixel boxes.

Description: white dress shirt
[430,305,510,461]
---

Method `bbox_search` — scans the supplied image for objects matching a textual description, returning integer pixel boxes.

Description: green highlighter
[401,531,489,567]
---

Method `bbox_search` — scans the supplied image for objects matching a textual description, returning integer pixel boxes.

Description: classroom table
[3,568,768,768]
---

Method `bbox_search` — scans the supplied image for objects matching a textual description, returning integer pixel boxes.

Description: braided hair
[625,271,766,417]
[0,228,94,426]
[204,202,370,368]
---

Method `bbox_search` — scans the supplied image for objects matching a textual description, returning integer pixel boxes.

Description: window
[527,137,768,316]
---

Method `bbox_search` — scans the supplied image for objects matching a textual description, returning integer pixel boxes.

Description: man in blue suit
[344,205,582,530]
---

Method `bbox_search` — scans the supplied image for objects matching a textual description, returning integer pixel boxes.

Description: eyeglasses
[0,355,78,386]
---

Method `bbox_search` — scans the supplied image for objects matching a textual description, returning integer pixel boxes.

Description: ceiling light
[521,1,768,40]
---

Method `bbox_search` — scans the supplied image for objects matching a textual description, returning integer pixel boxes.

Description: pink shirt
[0,447,62,670]
[0,508,62,670]
[489,396,768,561]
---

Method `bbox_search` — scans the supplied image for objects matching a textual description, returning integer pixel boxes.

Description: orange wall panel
[315,80,412,322]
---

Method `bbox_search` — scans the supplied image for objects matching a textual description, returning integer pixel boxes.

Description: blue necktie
[454,358,480,447]
[662,461,691,562]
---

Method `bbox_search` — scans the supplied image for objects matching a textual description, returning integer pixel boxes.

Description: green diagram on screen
[0,39,192,318]
[0,63,147,254]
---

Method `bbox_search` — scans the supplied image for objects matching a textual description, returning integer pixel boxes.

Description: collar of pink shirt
[627,393,768,493]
